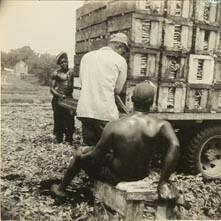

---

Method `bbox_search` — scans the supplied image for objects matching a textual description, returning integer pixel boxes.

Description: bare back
[96,113,165,181]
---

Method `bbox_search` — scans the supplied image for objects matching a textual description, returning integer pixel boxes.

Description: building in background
[14,60,28,77]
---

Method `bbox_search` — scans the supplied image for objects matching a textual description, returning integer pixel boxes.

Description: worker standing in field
[51,81,180,206]
[50,52,75,144]
[76,32,129,146]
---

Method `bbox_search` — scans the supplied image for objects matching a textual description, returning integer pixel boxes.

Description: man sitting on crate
[51,81,180,200]
[50,52,75,144]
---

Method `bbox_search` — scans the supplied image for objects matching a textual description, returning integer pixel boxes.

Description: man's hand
[158,181,179,200]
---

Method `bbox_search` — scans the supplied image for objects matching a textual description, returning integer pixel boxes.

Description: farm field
[1,74,221,220]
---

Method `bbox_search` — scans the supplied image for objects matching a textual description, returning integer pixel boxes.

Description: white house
[14,61,28,77]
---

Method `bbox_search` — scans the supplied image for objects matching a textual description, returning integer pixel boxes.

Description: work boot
[51,184,67,198]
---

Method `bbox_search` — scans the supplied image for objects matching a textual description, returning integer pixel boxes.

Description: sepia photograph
[1,0,221,220]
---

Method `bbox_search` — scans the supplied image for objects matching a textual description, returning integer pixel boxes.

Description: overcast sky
[0,0,84,66]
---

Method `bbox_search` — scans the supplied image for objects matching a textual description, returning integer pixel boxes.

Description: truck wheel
[185,126,221,179]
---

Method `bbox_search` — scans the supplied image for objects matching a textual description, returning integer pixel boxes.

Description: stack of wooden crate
[106,0,165,111]
[74,0,221,113]
[186,0,221,113]
[75,1,108,74]
[158,0,193,113]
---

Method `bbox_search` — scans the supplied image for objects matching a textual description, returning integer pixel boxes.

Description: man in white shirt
[76,33,129,145]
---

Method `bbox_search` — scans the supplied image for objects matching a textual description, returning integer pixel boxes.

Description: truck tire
[185,126,221,179]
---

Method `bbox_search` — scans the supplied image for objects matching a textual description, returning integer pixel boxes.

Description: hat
[109,33,129,48]
[56,52,68,65]
[132,81,156,103]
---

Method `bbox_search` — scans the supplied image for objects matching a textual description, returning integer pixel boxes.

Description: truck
[73,0,221,179]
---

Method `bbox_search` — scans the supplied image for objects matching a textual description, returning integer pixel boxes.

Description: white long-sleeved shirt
[76,46,127,121]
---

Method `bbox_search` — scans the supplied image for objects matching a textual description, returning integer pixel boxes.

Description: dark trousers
[78,117,108,146]
[52,97,75,143]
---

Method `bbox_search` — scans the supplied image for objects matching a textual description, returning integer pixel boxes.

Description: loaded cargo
[73,0,221,182]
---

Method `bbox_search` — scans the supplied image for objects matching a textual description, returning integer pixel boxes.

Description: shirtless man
[50,52,75,144]
[51,81,179,199]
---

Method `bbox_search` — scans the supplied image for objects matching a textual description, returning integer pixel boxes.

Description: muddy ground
[1,75,221,220]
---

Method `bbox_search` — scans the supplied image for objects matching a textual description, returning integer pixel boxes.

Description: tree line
[1,46,57,85]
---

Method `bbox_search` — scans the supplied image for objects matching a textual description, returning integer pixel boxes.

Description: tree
[1,46,57,86]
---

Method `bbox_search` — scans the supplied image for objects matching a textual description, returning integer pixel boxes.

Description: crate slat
[76,22,107,42]
[77,1,107,18]
[76,8,107,30]
[108,13,132,33]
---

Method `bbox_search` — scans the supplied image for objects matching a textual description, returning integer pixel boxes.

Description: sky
[0,0,84,66]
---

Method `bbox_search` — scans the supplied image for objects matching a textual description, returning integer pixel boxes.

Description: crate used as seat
[94,180,158,221]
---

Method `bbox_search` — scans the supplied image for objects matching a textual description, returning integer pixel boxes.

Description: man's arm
[115,59,127,95]
[50,79,65,99]
[115,59,129,113]
[159,121,179,184]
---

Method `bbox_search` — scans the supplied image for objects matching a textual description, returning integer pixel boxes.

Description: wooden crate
[194,25,220,54]
[76,2,107,31]
[75,38,107,53]
[214,57,221,84]
[108,13,163,49]
[125,80,158,112]
[163,19,193,52]
[94,181,157,221]
[74,53,84,67]
[161,52,188,82]
[166,0,193,20]
[73,77,81,101]
[128,48,160,80]
[107,0,165,17]
[185,85,210,113]
[76,22,107,42]
[157,82,186,113]
[188,54,215,85]
[76,1,107,19]
[194,0,221,26]
[209,85,221,113]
